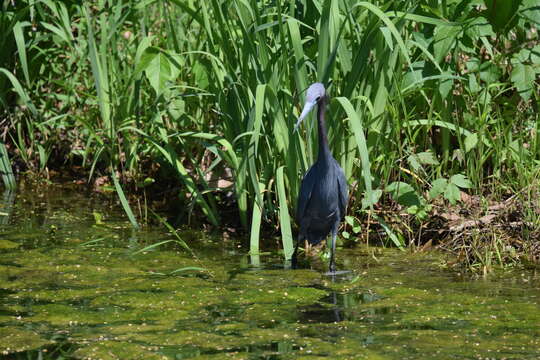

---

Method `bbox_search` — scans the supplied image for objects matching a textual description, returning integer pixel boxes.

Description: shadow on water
[298,290,385,324]
[1,184,540,359]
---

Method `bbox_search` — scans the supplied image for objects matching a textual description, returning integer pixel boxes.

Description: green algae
[2,241,540,360]
[0,239,19,249]
[0,326,52,354]
[73,340,169,360]
[2,186,540,359]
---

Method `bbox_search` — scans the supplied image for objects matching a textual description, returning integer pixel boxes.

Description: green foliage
[386,181,431,220]
[343,215,362,241]
[1,0,539,254]
[483,0,522,33]
[429,174,473,205]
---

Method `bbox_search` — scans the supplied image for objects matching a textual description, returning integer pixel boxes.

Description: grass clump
[0,0,539,270]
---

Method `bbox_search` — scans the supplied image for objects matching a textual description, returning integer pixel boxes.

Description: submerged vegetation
[1,0,539,270]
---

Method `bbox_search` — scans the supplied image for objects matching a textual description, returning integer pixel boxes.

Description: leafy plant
[429,174,473,205]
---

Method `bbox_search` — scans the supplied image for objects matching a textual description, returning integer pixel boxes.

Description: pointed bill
[294,100,316,132]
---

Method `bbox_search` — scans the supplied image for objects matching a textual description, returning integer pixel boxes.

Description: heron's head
[294,83,326,131]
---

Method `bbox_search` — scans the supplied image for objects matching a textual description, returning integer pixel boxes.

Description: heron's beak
[294,100,316,132]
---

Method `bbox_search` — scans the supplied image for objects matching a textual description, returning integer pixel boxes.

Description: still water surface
[1,185,539,359]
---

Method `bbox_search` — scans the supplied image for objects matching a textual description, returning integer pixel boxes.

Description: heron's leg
[292,236,300,269]
[292,229,305,269]
[329,221,339,273]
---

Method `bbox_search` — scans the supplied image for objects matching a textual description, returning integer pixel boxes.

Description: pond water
[1,184,540,359]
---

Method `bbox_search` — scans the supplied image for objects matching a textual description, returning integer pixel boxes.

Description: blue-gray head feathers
[294,83,326,131]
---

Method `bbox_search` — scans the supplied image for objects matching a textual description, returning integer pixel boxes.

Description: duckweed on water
[0,326,52,354]
[2,244,540,359]
[0,240,18,249]
[1,187,540,359]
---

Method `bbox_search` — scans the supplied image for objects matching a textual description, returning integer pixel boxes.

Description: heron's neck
[317,96,331,160]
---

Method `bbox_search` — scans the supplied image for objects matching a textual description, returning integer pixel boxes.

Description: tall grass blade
[13,22,29,86]
[403,119,490,146]
[373,214,405,248]
[335,97,373,207]
[148,209,195,257]
[176,131,246,227]
[0,68,38,116]
[111,169,139,229]
[249,182,265,257]
[83,5,111,129]
[353,2,411,66]
[276,166,294,260]
[137,130,220,226]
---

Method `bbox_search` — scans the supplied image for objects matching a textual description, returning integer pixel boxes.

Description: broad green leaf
[192,60,209,89]
[479,62,501,84]
[386,182,421,207]
[438,71,453,99]
[407,151,438,172]
[407,154,421,172]
[530,44,540,65]
[168,97,185,120]
[468,73,480,93]
[464,133,478,153]
[466,57,480,72]
[429,178,448,199]
[433,24,461,63]
[401,68,424,92]
[511,63,536,101]
[450,174,473,189]
[465,16,495,39]
[512,48,531,64]
[444,183,461,204]
[521,0,540,25]
[138,47,177,96]
[417,151,439,165]
[361,189,382,209]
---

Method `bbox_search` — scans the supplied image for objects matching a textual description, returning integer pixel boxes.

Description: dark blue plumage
[292,83,348,273]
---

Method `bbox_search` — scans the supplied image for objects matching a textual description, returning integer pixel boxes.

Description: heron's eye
[315,96,321,102]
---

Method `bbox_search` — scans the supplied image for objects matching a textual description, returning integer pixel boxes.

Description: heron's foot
[324,269,351,276]
[329,261,336,273]
[291,246,299,269]
[291,255,298,269]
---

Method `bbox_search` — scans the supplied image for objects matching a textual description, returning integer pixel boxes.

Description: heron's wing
[296,166,316,223]
[336,165,348,219]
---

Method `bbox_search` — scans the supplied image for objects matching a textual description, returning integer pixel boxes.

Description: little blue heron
[292,82,348,273]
